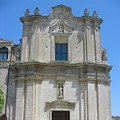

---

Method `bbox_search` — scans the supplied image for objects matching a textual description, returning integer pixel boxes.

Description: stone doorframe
[45,100,75,120]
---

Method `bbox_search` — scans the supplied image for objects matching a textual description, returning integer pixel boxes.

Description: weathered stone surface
[0,4,113,120]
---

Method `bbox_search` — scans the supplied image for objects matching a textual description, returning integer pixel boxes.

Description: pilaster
[15,80,24,120]
[24,80,34,120]
[84,21,95,63]
[93,22,102,63]
[29,20,40,61]
[87,81,97,120]
[98,83,106,120]
[21,22,29,62]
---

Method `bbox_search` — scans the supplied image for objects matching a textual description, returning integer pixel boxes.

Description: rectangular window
[55,43,68,60]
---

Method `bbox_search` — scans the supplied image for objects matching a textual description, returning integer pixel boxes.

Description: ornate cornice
[20,4,103,27]
[0,39,14,47]
[11,61,112,69]
[10,61,112,84]
[80,16,103,25]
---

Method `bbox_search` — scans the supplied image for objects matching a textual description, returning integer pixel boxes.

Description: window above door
[55,43,68,60]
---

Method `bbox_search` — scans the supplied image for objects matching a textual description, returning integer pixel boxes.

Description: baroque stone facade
[0,4,112,120]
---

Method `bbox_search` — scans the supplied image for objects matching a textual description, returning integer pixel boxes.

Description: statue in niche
[58,85,63,97]
[59,24,64,33]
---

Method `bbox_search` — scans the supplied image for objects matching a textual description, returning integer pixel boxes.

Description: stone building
[112,116,120,120]
[0,4,112,120]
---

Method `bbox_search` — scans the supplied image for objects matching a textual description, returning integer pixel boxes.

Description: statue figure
[34,7,39,15]
[16,51,20,62]
[102,49,107,61]
[58,85,63,97]
[93,11,98,18]
[59,24,64,33]
[25,9,30,17]
[84,8,89,16]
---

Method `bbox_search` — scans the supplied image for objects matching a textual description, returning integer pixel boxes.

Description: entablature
[10,61,112,84]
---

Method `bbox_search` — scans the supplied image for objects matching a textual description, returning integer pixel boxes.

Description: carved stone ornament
[51,4,72,20]
[25,9,30,17]
[16,51,20,62]
[57,84,64,97]
[15,45,21,62]
[59,24,64,33]
[55,78,65,98]
[84,8,89,16]
[34,7,39,15]
[93,10,98,18]
[102,49,107,61]
[95,27,99,32]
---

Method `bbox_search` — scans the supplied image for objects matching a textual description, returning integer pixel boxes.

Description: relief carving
[59,24,64,33]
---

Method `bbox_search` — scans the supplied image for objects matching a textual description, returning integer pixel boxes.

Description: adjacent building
[0,4,113,120]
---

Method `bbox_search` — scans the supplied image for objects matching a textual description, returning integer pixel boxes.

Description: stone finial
[25,9,30,17]
[93,10,98,18]
[84,8,89,16]
[34,7,39,15]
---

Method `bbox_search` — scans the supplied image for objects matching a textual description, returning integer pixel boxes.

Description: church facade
[0,4,112,120]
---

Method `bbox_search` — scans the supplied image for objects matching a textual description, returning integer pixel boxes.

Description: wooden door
[52,111,70,120]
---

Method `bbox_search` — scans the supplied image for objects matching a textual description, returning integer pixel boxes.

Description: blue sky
[0,0,120,116]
